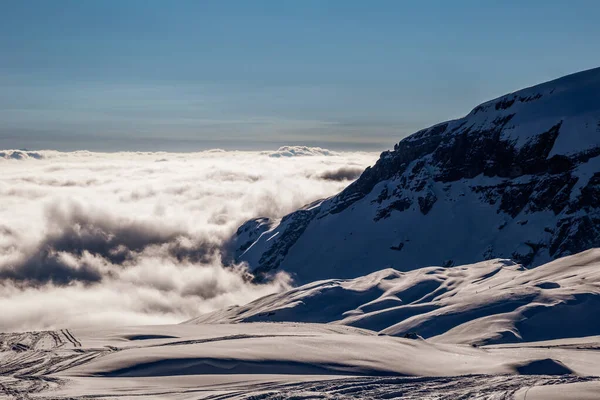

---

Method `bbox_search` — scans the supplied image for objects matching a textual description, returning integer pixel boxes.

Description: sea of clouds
[0,147,376,332]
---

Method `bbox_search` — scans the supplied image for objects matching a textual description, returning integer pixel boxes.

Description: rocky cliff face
[233,68,600,283]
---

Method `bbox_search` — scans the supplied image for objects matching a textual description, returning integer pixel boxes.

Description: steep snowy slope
[233,68,600,282]
[191,249,600,345]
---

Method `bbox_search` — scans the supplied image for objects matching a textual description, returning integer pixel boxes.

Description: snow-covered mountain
[189,249,600,345]
[233,68,600,283]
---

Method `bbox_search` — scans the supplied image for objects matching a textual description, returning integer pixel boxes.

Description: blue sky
[1,0,599,151]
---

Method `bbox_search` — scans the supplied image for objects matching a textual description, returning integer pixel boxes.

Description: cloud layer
[0,147,376,331]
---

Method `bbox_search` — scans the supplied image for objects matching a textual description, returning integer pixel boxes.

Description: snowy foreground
[3,250,600,399]
[2,323,600,399]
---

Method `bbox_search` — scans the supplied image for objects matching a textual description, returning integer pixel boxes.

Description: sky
[1,0,599,152]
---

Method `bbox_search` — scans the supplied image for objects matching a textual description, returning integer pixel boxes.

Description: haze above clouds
[0,147,376,331]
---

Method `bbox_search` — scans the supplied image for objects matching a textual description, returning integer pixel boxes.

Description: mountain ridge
[233,67,600,283]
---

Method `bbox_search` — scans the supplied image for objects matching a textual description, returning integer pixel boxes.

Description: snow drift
[190,249,600,345]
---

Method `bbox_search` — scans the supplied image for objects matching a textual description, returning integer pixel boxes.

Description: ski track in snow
[210,375,598,400]
[1,324,600,399]
[2,374,599,399]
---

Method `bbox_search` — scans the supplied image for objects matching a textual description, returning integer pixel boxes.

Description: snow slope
[3,321,600,398]
[233,67,600,283]
[190,249,600,345]
[3,252,600,398]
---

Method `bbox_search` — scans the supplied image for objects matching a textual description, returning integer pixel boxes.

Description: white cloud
[0,148,376,331]
[262,145,340,157]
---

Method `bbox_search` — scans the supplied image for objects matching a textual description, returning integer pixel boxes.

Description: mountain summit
[234,68,600,283]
